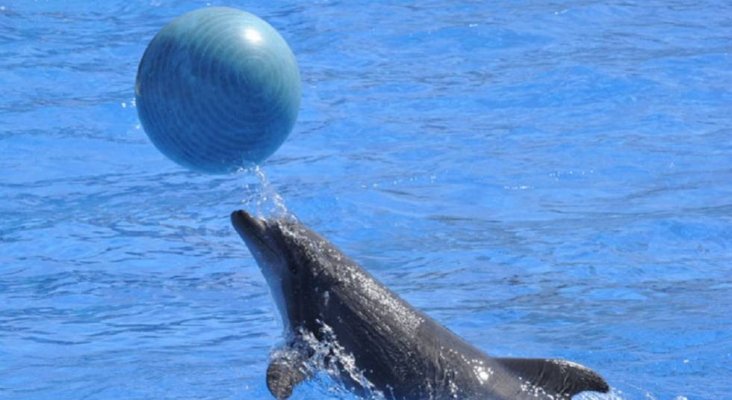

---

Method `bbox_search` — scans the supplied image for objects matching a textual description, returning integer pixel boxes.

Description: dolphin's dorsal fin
[266,348,310,399]
[496,357,610,398]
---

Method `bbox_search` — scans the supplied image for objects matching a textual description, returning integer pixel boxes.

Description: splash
[295,323,387,400]
[575,388,628,400]
[235,165,289,218]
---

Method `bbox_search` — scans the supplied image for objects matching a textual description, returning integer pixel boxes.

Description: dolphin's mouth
[231,210,267,247]
[231,210,266,239]
[231,210,290,330]
[231,210,278,257]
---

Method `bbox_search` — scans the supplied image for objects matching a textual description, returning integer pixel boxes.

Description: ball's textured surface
[135,7,300,173]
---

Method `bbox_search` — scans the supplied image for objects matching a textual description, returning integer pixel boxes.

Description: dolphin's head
[231,210,290,281]
[230,210,336,334]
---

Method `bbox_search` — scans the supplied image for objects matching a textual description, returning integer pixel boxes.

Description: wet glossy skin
[231,210,609,399]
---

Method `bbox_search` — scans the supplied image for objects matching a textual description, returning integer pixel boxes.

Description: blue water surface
[1,1,731,399]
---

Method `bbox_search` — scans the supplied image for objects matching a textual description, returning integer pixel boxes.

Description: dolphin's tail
[496,357,610,398]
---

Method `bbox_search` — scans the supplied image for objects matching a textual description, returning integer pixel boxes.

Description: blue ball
[135,7,300,173]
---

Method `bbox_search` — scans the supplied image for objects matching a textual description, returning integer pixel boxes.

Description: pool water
[1,1,730,399]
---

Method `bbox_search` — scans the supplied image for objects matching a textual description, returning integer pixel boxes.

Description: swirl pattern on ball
[135,7,301,173]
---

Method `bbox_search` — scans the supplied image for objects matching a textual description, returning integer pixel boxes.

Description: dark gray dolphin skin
[231,210,610,400]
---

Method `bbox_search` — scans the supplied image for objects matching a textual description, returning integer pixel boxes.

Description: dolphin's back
[301,236,608,399]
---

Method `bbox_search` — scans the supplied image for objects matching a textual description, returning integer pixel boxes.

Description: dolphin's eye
[282,251,298,274]
[288,262,298,274]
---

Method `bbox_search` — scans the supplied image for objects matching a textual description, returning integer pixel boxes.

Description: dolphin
[231,210,610,399]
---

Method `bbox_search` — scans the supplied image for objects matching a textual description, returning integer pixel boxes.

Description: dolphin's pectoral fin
[266,347,310,399]
[496,357,610,398]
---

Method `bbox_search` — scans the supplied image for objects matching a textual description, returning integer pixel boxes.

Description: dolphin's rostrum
[231,210,610,399]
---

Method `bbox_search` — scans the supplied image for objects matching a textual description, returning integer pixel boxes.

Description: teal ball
[135,7,300,173]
